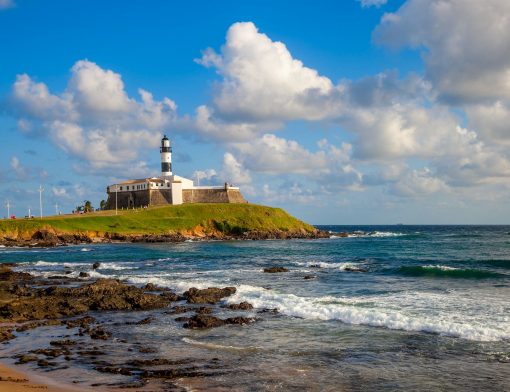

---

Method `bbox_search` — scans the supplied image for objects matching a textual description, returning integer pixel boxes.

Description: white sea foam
[421,265,459,271]
[225,285,510,342]
[98,262,137,271]
[295,261,365,271]
[346,231,405,238]
[32,261,89,268]
[80,248,91,252]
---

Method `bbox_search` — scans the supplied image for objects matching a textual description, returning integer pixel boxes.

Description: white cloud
[52,186,68,198]
[357,0,388,8]
[10,156,27,179]
[192,169,218,185]
[389,167,448,197]
[197,22,343,122]
[374,0,510,104]
[221,152,251,184]
[11,60,177,174]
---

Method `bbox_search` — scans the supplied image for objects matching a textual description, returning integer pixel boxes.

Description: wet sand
[0,362,74,392]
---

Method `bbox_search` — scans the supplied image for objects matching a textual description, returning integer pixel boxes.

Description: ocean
[1,225,509,391]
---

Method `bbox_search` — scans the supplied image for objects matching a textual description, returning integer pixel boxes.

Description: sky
[1,0,510,224]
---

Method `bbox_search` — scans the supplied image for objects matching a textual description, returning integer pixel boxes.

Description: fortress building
[105,135,246,209]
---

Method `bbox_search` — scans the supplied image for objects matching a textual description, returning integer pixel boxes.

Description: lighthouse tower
[160,135,172,177]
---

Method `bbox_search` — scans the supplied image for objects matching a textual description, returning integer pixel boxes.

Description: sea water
[1,225,509,391]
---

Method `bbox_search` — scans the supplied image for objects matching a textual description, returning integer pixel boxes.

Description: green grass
[0,204,315,237]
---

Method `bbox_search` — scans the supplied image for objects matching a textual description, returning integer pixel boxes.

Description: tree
[99,200,107,210]
[83,200,93,213]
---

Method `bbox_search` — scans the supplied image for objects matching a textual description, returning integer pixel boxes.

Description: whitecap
[224,285,510,342]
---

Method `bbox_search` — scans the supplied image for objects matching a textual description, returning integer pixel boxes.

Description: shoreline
[0,263,265,390]
[0,228,331,248]
[0,362,75,392]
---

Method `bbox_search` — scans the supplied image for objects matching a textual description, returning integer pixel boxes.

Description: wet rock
[14,354,38,364]
[263,267,289,273]
[88,326,111,340]
[183,314,226,329]
[224,317,256,325]
[79,272,90,278]
[227,302,254,310]
[257,308,279,314]
[303,275,316,280]
[50,339,76,346]
[159,291,179,301]
[37,359,56,367]
[32,348,69,358]
[196,306,213,314]
[95,366,133,376]
[138,347,157,354]
[65,316,96,329]
[183,287,236,304]
[175,316,190,322]
[164,305,188,314]
[0,327,14,342]
[344,266,368,273]
[128,358,194,367]
[92,262,100,270]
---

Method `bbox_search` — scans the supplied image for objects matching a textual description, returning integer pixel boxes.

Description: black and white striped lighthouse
[160,135,172,177]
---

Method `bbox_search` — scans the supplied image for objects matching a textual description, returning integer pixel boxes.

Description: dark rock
[14,354,38,364]
[37,359,55,367]
[225,316,255,325]
[79,272,90,278]
[92,262,101,270]
[303,275,316,280]
[196,306,213,314]
[50,339,76,346]
[32,348,69,358]
[263,267,289,273]
[0,327,14,342]
[66,316,96,329]
[165,305,188,314]
[183,286,236,304]
[159,291,179,301]
[138,347,158,354]
[174,316,190,322]
[88,326,111,340]
[95,366,133,376]
[344,266,368,273]
[183,314,226,329]
[227,302,254,310]
[257,308,279,314]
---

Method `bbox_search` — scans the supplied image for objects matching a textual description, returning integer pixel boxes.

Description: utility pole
[55,203,58,215]
[115,184,118,215]
[38,185,44,219]
[6,200,10,219]
[28,207,31,218]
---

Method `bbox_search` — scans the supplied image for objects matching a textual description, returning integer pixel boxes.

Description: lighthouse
[160,135,172,177]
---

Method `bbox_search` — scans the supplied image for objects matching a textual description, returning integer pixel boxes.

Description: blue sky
[1,0,510,224]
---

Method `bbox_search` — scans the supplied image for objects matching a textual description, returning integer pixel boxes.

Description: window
[120,186,123,191]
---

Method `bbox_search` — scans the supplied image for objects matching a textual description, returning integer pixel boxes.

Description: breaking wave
[225,285,509,342]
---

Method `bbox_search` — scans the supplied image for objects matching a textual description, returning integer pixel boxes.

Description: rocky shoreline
[0,228,332,248]
[0,263,274,390]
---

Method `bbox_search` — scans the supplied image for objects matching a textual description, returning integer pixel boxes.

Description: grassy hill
[0,204,317,242]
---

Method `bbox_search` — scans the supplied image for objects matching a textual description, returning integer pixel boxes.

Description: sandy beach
[0,362,74,392]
